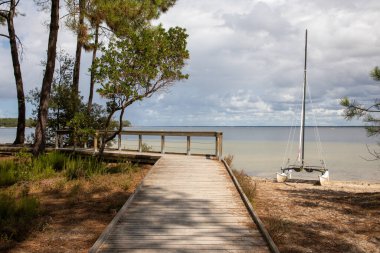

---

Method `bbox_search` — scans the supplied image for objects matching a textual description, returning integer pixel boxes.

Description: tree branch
[0,33,10,39]
[0,1,11,7]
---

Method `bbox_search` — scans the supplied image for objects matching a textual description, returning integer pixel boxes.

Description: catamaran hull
[319,171,329,185]
[276,172,288,183]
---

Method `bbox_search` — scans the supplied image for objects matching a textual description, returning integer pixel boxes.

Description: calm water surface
[1,126,379,182]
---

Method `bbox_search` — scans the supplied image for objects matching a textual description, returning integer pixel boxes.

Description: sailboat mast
[300,29,308,166]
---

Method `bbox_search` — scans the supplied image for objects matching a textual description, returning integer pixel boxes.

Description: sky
[1,0,380,126]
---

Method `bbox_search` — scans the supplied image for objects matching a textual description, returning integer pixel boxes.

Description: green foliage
[0,192,40,241]
[92,25,188,150]
[0,160,18,186]
[106,160,136,174]
[141,143,152,152]
[64,156,106,180]
[94,26,189,103]
[27,50,112,146]
[370,66,380,81]
[340,66,380,137]
[0,152,65,186]
[92,0,176,36]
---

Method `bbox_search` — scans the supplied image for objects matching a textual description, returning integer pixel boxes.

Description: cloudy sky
[1,0,380,126]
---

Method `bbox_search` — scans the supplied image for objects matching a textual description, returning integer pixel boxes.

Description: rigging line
[283,81,304,167]
[282,113,296,168]
[306,81,327,167]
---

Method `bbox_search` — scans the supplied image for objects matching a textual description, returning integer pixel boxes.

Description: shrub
[224,154,256,205]
[141,143,152,152]
[0,160,19,187]
[106,160,136,174]
[65,156,106,180]
[233,169,257,205]
[0,193,40,242]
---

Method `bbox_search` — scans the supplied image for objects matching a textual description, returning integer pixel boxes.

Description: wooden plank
[91,156,272,253]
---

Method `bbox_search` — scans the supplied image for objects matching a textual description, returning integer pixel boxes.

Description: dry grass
[224,154,256,205]
[0,165,150,252]
[232,169,257,204]
[254,179,380,253]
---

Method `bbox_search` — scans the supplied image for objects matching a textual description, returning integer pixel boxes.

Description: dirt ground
[253,178,380,253]
[1,166,150,253]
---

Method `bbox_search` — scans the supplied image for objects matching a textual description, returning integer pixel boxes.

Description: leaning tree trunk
[87,24,99,112]
[33,0,59,156]
[7,0,25,144]
[72,0,85,111]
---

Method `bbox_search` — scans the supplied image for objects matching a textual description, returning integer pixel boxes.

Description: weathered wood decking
[90,155,272,253]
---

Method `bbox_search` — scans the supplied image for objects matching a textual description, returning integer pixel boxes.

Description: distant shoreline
[0,118,34,128]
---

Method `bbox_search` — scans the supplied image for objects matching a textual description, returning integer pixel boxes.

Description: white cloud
[1,0,380,126]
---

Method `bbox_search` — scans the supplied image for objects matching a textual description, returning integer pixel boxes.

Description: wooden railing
[55,130,223,159]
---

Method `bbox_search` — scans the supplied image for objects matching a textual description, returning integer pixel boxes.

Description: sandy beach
[252,177,380,253]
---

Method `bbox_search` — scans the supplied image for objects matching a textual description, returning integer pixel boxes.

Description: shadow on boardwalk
[95,156,269,252]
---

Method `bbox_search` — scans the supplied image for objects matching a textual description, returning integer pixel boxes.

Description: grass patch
[64,156,106,180]
[232,169,257,204]
[264,216,291,244]
[0,151,138,185]
[0,192,40,243]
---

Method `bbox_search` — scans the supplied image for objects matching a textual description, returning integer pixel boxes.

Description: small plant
[14,148,32,165]
[0,192,40,242]
[141,143,152,152]
[0,160,19,187]
[106,160,136,174]
[224,154,234,167]
[233,169,257,205]
[65,156,106,180]
[264,217,291,243]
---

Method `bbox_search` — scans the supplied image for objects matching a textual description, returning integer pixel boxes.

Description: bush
[0,152,67,186]
[65,156,106,180]
[141,143,152,152]
[106,160,136,174]
[0,193,40,242]
[0,160,19,186]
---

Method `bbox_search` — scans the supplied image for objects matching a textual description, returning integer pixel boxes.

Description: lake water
[1,126,379,182]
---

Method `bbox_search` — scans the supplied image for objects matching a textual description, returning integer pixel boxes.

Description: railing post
[55,132,59,150]
[94,130,99,152]
[215,134,220,159]
[187,136,191,155]
[219,133,223,160]
[161,135,165,154]
[118,132,121,151]
[138,135,142,152]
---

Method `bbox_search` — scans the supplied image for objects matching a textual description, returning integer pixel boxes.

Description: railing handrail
[55,129,223,159]
[56,129,222,137]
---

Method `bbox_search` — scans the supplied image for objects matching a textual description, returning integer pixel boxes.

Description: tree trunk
[33,0,60,156]
[6,0,25,145]
[72,0,85,110]
[87,23,99,112]
[99,109,116,157]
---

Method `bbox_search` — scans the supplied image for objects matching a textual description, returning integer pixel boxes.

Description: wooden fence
[55,130,223,159]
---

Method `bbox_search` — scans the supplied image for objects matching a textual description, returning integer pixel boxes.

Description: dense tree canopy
[1,0,188,155]
[92,25,189,152]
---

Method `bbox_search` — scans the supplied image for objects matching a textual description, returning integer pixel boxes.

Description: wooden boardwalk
[90,155,271,253]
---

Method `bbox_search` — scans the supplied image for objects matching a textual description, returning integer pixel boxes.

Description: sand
[252,177,380,253]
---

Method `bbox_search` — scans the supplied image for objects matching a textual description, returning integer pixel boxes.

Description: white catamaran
[276,30,329,184]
